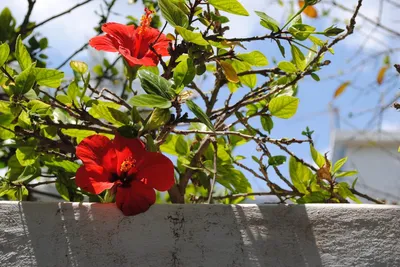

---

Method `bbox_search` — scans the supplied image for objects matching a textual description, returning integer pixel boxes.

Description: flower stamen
[120,157,137,173]
[137,8,154,35]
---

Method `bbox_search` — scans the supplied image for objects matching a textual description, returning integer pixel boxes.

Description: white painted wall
[1,202,399,267]
[331,130,400,203]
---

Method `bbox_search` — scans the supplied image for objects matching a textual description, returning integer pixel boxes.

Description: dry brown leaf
[377,66,389,85]
[220,61,239,83]
[317,153,331,181]
[298,0,318,18]
[333,81,350,99]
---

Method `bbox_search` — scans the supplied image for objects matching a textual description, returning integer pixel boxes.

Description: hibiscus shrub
[0,0,378,216]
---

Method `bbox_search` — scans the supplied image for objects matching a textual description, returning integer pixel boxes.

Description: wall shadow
[7,202,324,267]
[230,204,323,267]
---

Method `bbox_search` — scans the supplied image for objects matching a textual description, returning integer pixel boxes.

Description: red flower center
[120,157,137,173]
[108,157,139,186]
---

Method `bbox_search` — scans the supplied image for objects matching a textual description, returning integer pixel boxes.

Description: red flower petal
[152,38,170,57]
[113,134,147,175]
[119,46,157,67]
[75,165,114,194]
[113,134,146,158]
[101,22,135,46]
[137,152,175,191]
[139,28,170,57]
[89,35,119,52]
[76,135,117,174]
[116,181,156,216]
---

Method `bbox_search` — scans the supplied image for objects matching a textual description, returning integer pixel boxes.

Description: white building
[330,130,400,204]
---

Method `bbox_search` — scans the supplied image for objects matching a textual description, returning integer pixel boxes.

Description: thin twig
[351,188,385,204]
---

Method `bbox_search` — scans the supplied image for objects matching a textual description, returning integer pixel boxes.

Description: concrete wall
[1,202,399,267]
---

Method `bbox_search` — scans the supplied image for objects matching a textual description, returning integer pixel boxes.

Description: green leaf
[186,100,215,131]
[158,0,189,28]
[15,35,32,70]
[237,51,268,66]
[93,65,103,76]
[324,26,345,37]
[351,177,358,189]
[216,165,252,193]
[62,129,95,138]
[130,94,172,109]
[160,134,182,156]
[208,0,249,16]
[308,35,325,46]
[13,165,39,183]
[175,26,209,46]
[310,145,325,168]
[138,69,173,99]
[291,44,306,71]
[56,94,72,105]
[268,155,286,166]
[333,157,347,173]
[255,11,280,32]
[269,95,299,119]
[276,40,286,57]
[34,68,64,88]
[231,60,256,89]
[0,42,10,67]
[0,100,9,110]
[140,65,159,75]
[174,57,196,88]
[227,82,239,93]
[297,192,329,204]
[336,170,357,178]
[260,115,273,134]
[145,108,171,130]
[337,182,361,203]
[56,178,70,201]
[311,73,320,81]
[175,135,189,156]
[289,24,316,41]
[67,81,80,100]
[61,129,113,144]
[89,104,130,126]
[278,61,297,73]
[14,63,36,95]
[0,8,15,43]
[45,160,80,173]
[0,114,15,139]
[246,103,258,116]
[16,147,37,166]
[70,60,88,74]
[289,157,311,194]
[18,110,31,128]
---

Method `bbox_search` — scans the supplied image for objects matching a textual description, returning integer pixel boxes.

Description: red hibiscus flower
[89,8,170,67]
[75,134,174,216]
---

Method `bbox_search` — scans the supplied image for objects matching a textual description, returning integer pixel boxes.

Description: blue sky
[2,0,400,195]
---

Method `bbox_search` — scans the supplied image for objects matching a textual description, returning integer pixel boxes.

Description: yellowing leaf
[220,61,239,83]
[333,81,350,99]
[166,33,175,40]
[377,66,388,85]
[299,1,318,18]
